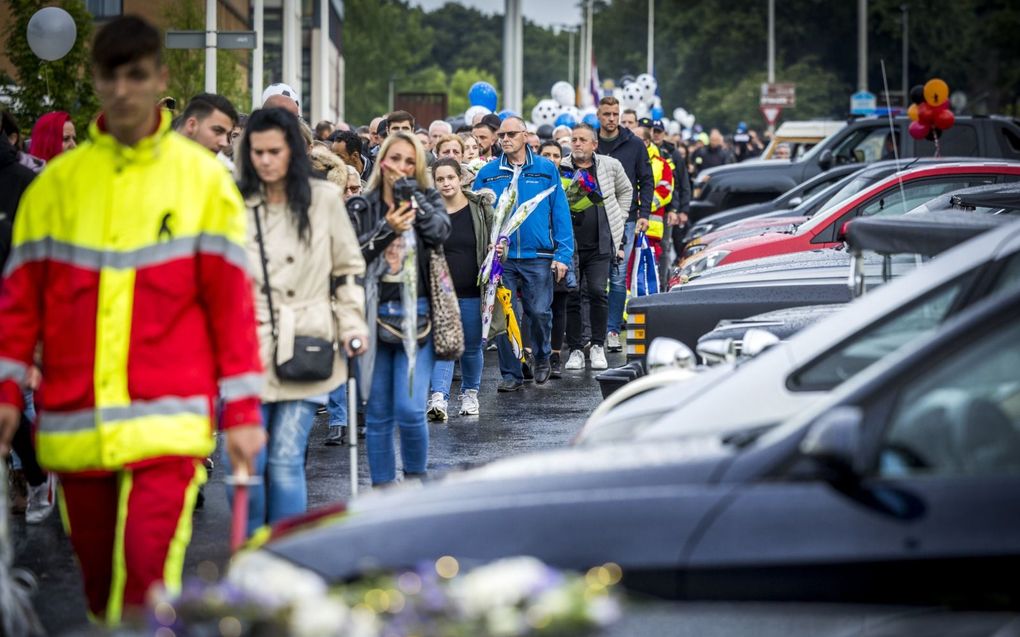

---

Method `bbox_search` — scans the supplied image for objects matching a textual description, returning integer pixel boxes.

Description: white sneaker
[25,474,54,525]
[564,350,586,370]
[459,389,480,416]
[606,331,622,352]
[590,345,608,370]
[426,392,448,422]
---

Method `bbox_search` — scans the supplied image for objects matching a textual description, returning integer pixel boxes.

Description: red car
[679,162,1020,280]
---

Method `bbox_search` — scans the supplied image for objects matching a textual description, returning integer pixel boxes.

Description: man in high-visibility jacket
[626,124,674,288]
[0,16,266,624]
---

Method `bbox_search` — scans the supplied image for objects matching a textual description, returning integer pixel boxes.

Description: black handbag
[376,313,431,346]
[253,205,336,382]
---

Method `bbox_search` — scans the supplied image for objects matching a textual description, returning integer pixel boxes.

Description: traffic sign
[759,105,782,126]
[760,83,796,107]
[850,90,877,115]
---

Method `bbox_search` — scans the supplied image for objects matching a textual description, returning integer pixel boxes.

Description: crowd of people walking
[0,14,776,626]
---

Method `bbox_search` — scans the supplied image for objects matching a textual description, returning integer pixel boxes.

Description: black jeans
[551,290,568,351]
[13,412,45,486]
[566,250,611,350]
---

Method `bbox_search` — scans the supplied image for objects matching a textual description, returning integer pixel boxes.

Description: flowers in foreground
[145,556,621,637]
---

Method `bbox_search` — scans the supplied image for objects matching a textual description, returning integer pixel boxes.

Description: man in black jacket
[597,96,653,351]
[0,134,34,243]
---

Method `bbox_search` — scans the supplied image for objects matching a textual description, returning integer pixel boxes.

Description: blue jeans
[607,220,637,334]
[496,258,554,381]
[327,384,347,427]
[366,300,435,485]
[430,296,483,399]
[222,400,317,535]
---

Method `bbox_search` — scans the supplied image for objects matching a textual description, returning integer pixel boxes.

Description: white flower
[227,551,328,609]
[289,596,349,637]
[586,596,622,626]
[449,557,550,618]
[486,605,525,637]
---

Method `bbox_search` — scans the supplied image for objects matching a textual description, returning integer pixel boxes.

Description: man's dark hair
[598,96,620,107]
[387,110,415,128]
[177,93,239,129]
[1,110,21,142]
[572,122,597,138]
[314,120,334,139]
[623,108,637,117]
[330,129,363,156]
[92,15,163,73]
[237,108,313,242]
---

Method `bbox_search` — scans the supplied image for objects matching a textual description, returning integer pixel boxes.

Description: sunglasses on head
[496,130,524,139]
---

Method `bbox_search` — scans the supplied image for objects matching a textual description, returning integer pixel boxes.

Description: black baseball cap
[651,119,665,131]
[477,113,502,132]
[638,117,653,129]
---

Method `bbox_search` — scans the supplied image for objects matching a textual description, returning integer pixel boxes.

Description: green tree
[2,0,98,138]
[162,0,249,114]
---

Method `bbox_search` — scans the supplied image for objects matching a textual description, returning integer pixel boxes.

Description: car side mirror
[741,328,780,358]
[818,149,833,171]
[788,196,803,207]
[696,338,734,365]
[837,220,852,242]
[800,406,863,478]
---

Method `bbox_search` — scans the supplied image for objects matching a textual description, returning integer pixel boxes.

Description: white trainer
[426,392,448,422]
[590,344,608,370]
[25,474,55,525]
[564,350,586,370]
[606,331,622,352]
[459,389,480,416]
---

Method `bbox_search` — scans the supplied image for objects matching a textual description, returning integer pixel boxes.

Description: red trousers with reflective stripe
[59,458,203,622]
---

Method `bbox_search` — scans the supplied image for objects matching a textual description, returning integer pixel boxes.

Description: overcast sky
[408,0,585,29]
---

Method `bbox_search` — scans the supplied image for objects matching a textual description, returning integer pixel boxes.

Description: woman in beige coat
[230,107,368,533]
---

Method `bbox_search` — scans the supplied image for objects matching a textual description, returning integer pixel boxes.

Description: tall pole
[252,0,264,110]
[503,0,513,114]
[858,0,868,91]
[578,17,586,100]
[567,28,574,87]
[646,0,654,76]
[901,3,909,106]
[767,0,775,83]
[317,0,329,122]
[585,0,594,106]
[282,0,299,99]
[514,0,523,112]
[205,0,216,93]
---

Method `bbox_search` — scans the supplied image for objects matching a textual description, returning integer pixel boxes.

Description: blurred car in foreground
[230,286,1020,610]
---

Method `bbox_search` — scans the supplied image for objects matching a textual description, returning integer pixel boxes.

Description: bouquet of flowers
[136,557,621,637]
[559,166,604,213]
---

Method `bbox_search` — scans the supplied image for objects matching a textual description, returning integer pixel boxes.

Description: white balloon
[551,81,575,107]
[580,106,597,117]
[672,107,688,122]
[635,73,658,103]
[561,105,580,121]
[682,113,696,128]
[27,7,77,62]
[464,105,491,125]
[530,99,561,127]
[667,121,681,136]
[635,102,651,119]
[621,84,644,110]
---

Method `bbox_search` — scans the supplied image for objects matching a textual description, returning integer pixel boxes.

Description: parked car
[757,120,847,160]
[690,115,1020,219]
[696,205,1017,364]
[683,164,862,245]
[597,215,1020,401]
[678,162,1020,281]
[681,157,968,265]
[228,285,1020,609]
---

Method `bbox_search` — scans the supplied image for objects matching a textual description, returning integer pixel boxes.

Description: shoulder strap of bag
[252,204,279,340]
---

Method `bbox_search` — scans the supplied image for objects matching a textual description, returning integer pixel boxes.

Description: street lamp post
[901,3,909,107]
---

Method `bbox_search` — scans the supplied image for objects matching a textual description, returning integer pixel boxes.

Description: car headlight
[227,550,329,606]
[679,250,730,282]
[689,224,714,240]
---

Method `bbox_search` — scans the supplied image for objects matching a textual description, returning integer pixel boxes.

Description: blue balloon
[498,110,517,121]
[468,81,498,111]
[651,106,664,120]
[554,113,577,127]
[582,113,599,129]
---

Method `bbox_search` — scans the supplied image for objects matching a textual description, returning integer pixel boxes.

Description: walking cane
[226,467,262,553]
[347,338,362,498]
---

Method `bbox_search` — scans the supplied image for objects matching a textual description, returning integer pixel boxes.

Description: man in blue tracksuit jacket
[474,115,573,390]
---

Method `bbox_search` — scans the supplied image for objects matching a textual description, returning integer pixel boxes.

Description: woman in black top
[426,158,495,421]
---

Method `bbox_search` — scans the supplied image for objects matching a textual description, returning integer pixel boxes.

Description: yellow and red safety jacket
[0,110,262,472]
[646,143,674,240]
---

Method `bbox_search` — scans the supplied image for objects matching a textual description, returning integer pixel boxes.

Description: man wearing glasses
[474,117,573,391]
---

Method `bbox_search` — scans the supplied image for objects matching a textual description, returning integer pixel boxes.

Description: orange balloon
[907,103,919,122]
[924,78,950,107]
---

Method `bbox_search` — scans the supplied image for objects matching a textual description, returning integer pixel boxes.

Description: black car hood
[265,439,733,584]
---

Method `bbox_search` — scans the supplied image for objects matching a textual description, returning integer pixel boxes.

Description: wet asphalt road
[10,348,621,635]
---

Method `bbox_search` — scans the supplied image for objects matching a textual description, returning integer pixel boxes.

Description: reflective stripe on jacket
[647,144,674,239]
[0,110,263,472]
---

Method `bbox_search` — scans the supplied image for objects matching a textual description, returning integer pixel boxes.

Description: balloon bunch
[907,78,955,143]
